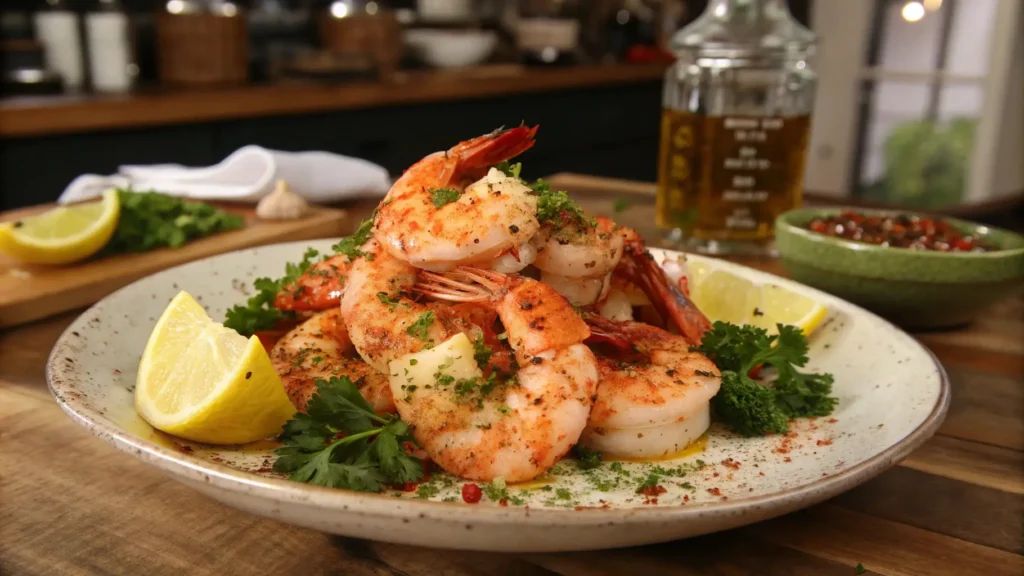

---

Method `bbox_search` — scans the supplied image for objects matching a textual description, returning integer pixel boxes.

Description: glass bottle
[34,0,85,91]
[516,0,582,66]
[656,0,817,256]
[86,0,135,93]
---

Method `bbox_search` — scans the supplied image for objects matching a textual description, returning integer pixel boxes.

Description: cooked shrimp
[373,126,541,272]
[403,267,599,482]
[581,314,721,459]
[340,238,490,374]
[274,254,351,312]
[269,308,394,414]
[614,226,712,345]
[596,276,652,321]
[532,216,625,305]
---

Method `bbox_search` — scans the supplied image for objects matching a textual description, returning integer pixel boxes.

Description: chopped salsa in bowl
[805,211,996,252]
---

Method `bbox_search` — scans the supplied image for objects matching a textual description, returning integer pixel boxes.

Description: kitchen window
[804,0,1023,208]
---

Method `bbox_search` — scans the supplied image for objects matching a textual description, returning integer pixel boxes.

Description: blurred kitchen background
[0,0,1021,212]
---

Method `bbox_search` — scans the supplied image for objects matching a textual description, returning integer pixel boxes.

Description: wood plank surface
[0,205,348,329]
[1,175,1022,575]
[0,64,666,138]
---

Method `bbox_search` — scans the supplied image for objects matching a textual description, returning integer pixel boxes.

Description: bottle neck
[704,0,792,22]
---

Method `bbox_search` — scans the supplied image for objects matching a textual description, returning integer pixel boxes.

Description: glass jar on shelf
[656,0,817,257]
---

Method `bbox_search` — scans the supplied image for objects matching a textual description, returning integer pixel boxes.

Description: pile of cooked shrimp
[265,126,722,483]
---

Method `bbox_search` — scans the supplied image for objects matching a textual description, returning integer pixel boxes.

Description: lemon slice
[0,189,120,264]
[687,260,827,335]
[135,291,295,444]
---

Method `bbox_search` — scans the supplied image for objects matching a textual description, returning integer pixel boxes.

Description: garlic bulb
[256,180,310,220]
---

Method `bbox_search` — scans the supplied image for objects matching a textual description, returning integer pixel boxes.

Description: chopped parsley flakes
[429,187,463,208]
[406,311,435,341]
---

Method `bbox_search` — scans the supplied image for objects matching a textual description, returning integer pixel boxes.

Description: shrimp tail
[452,125,538,175]
[616,244,711,346]
[582,313,634,352]
[414,266,509,302]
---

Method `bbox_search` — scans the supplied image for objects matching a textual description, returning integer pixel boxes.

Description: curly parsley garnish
[272,377,424,492]
[695,322,838,436]
[429,187,462,208]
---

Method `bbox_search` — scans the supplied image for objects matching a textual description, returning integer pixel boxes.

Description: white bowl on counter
[404,29,498,68]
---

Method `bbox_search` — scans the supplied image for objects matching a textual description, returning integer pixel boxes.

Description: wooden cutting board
[0,204,348,329]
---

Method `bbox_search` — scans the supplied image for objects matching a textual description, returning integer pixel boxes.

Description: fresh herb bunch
[105,189,244,253]
[696,322,838,437]
[495,161,594,229]
[223,218,375,335]
[273,377,424,491]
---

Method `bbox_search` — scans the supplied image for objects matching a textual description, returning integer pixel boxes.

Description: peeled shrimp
[340,238,491,374]
[269,308,394,414]
[532,216,625,306]
[404,267,599,482]
[581,315,720,458]
[373,126,541,272]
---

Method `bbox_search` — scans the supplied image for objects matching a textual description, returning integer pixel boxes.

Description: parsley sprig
[273,377,424,491]
[223,218,375,335]
[429,187,462,208]
[695,322,838,436]
[223,247,321,335]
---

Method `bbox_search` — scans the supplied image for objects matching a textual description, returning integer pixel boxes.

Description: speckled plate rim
[46,245,950,530]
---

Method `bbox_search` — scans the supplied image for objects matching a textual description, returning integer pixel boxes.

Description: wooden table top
[2,175,1022,575]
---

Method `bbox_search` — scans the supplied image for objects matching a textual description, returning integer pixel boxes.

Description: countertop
[0,63,667,138]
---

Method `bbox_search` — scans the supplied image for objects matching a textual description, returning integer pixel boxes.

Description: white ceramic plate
[47,241,949,552]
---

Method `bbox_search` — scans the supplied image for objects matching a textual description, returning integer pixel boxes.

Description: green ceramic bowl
[775,208,1024,329]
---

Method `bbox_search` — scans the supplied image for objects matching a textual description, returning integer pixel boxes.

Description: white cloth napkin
[57,145,392,204]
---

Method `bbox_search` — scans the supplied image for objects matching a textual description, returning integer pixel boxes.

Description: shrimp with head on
[388,267,600,483]
[373,126,542,273]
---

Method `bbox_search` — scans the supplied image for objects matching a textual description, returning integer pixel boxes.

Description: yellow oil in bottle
[656,109,812,252]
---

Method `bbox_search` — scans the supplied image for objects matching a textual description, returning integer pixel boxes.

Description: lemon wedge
[687,260,827,335]
[135,291,295,444]
[0,189,120,264]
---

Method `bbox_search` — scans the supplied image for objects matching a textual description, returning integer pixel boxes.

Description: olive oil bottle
[656,0,817,256]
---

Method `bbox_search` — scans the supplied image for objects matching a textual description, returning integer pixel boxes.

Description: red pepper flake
[721,458,741,470]
[759,471,765,476]
[256,467,273,473]
[334,432,347,439]
[784,457,792,463]
[683,494,690,502]
[817,439,833,446]
[499,499,509,507]
[712,472,720,478]
[462,483,482,504]
[639,484,667,497]
[395,482,418,492]
[721,496,728,501]
[827,418,838,423]
[212,456,223,462]
[178,445,193,453]
[707,487,722,496]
